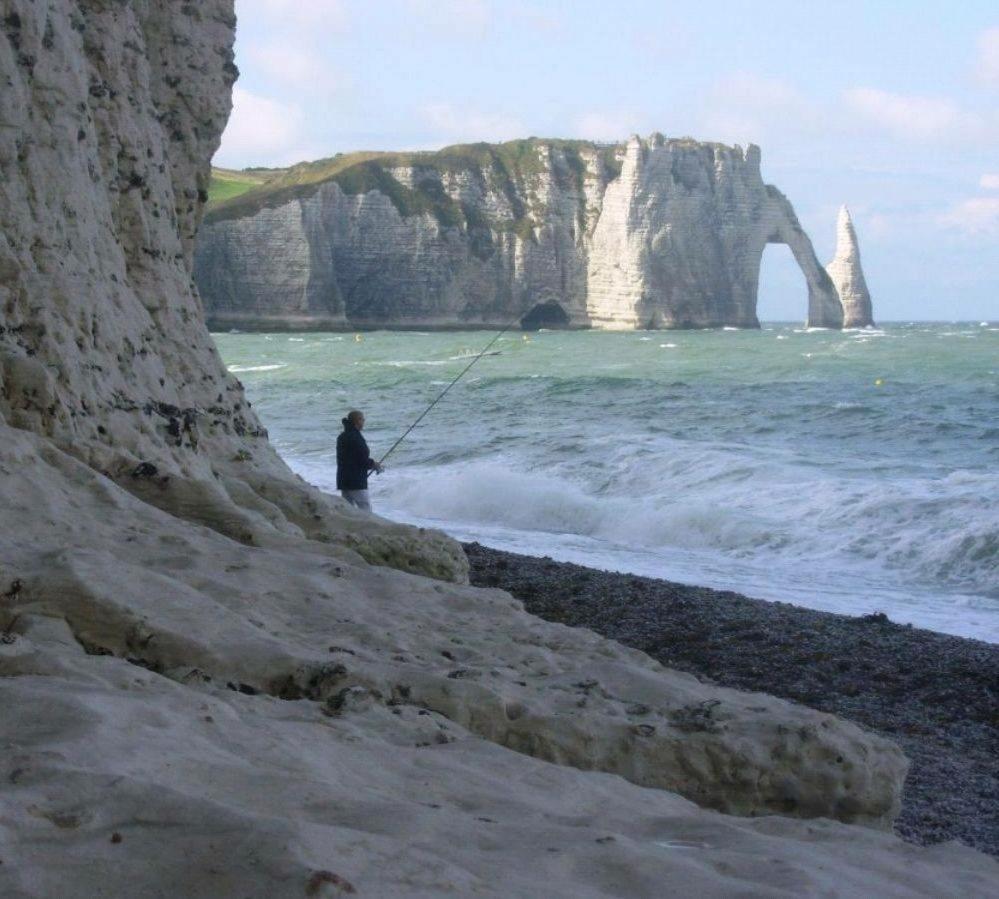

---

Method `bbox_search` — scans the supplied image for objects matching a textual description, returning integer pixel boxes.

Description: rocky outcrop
[1,3,992,896]
[195,136,857,330]
[585,137,842,329]
[827,205,875,327]
[0,0,462,581]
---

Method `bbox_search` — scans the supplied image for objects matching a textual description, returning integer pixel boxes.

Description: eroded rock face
[1,3,994,895]
[585,137,843,329]
[0,0,464,582]
[195,135,849,330]
[827,205,875,328]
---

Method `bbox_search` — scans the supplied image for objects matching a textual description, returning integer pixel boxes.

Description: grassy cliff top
[204,138,627,223]
[206,168,277,206]
[203,135,746,226]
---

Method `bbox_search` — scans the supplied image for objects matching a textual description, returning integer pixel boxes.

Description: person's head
[344,409,365,430]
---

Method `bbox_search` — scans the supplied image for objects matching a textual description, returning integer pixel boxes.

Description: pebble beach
[465,542,999,856]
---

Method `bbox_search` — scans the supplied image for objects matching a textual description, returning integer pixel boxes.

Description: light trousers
[340,489,371,512]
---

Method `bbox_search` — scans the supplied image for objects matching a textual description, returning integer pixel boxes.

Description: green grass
[203,138,722,233]
[207,168,275,207]
[201,140,629,252]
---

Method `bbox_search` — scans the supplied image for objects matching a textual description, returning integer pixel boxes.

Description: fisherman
[336,410,383,512]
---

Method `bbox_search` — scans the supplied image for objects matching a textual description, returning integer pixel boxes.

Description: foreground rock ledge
[0,1,995,895]
[3,424,998,897]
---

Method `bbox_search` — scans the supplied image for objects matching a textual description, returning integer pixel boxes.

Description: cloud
[421,103,524,144]
[244,0,348,32]
[842,88,987,141]
[216,87,316,167]
[976,27,999,87]
[244,42,349,99]
[698,74,812,144]
[939,196,999,235]
[573,111,645,142]
[510,6,562,33]
[404,0,491,38]
[981,173,999,190]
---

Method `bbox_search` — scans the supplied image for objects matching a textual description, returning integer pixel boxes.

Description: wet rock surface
[465,542,999,856]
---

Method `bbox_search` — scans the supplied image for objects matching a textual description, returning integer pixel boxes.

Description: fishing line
[378,315,523,466]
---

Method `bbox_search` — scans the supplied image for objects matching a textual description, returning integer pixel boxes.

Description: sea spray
[218,323,999,641]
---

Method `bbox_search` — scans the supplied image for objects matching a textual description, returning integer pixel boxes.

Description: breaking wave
[228,363,287,373]
[221,322,999,641]
[384,452,999,600]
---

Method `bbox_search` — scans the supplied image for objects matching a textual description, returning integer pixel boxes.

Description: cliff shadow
[520,301,571,331]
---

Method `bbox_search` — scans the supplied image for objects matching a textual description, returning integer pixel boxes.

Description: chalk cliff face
[0,0,459,578]
[196,140,613,330]
[1,3,990,896]
[585,136,843,329]
[827,205,875,327]
[195,136,852,330]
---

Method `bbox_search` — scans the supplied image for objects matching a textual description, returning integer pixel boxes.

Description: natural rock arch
[757,190,843,328]
[585,138,844,329]
[198,135,867,332]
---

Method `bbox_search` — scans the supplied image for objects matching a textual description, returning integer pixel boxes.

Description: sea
[214,323,999,643]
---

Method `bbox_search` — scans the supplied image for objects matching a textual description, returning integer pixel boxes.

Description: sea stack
[826,205,875,327]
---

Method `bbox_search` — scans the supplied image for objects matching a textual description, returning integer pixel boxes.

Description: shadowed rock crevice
[521,301,571,330]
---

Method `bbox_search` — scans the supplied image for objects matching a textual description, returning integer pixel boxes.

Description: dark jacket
[336,421,375,490]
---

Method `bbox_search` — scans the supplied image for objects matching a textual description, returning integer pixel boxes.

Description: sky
[216,0,999,321]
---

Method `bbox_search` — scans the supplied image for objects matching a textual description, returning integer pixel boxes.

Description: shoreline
[464,541,999,856]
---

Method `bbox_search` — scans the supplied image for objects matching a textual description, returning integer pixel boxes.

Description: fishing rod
[377,315,524,467]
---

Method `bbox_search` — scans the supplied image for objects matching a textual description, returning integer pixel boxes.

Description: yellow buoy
[354,334,362,342]
[874,378,883,386]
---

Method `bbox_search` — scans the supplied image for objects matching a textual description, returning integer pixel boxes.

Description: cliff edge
[194,136,862,331]
[0,3,990,897]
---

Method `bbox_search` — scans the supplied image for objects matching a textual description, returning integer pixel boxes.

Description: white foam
[378,359,452,367]
[228,363,287,373]
[226,324,999,643]
[377,447,999,606]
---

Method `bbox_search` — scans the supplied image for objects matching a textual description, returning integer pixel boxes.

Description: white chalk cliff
[195,136,862,331]
[0,3,991,897]
[826,205,875,328]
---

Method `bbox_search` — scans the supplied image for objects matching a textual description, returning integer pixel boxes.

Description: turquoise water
[215,323,999,642]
